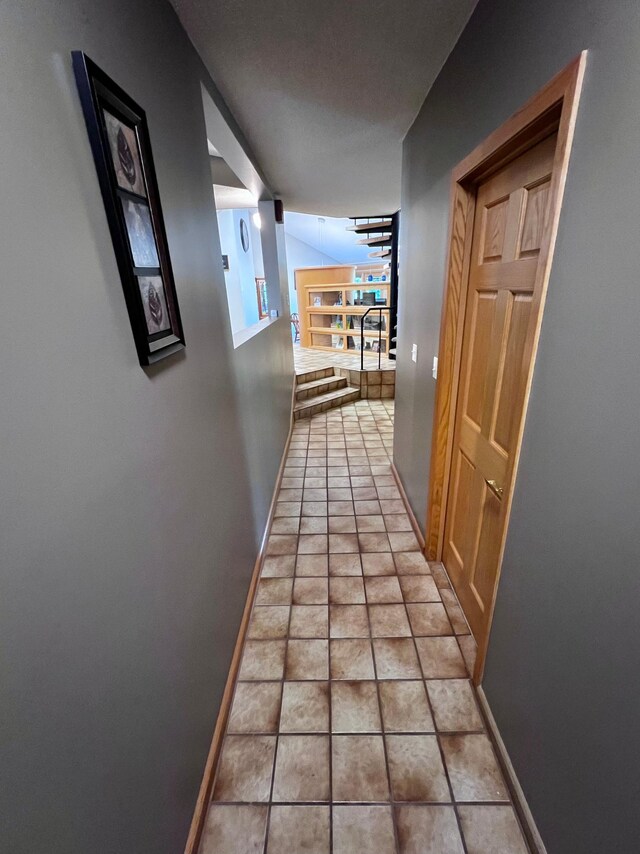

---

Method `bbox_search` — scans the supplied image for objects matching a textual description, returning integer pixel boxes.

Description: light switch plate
[432,356,438,379]
[411,343,418,363]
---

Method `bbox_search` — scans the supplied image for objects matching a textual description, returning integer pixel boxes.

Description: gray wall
[0,1,292,852]
[395,0,640,851]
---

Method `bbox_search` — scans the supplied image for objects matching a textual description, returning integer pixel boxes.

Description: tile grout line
[363,528,402,854]
[400,576,471,854]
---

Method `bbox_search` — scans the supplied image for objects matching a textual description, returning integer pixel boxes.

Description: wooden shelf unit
[294,264,391,355]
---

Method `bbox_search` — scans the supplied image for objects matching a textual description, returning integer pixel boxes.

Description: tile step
[293,386,360,419]
[295,366,335,386]
[295,375,347,401]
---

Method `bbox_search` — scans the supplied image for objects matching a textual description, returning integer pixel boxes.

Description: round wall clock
[239,218,250,252]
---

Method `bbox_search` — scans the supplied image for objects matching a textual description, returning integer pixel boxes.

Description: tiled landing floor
[293,343,395,374]
[202,400,529,853]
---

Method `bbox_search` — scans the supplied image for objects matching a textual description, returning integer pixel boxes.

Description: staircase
[293,367,360,420]
[347,213,400,360]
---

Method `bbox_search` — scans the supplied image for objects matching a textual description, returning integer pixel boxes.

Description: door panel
[442,132,557,645]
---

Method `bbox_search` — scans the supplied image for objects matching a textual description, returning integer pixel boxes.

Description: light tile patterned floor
[294,343,395,374]
[202,400,529,854]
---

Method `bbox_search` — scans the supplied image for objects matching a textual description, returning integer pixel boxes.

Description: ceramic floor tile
[406,603,453,636]
[248,606,290,640]
[261,555,296,578]
[373,638,422,679]
[415,637,468,678]
[328,533,359,553]
[293,577,328,605]
[365,576,404,603]
[330,639,376,679]
[332,735,389,801]
[266,805,330,854]
[395,805,464,854]
[386,735,451,802]
[328,487,353,501]
[212,735,276,802]
[394,552,431,575]
[277,501,303,517]
[426,680,484,732]
[227,682,282,733]
[440,589,471,635]
[328,501,354,516]
[388,532,420,552]
[378,680,434,733]
[267,534,299,555]
[458,634,478,677]
[297,534,328,554]
[369,604,412,637]
[279,682,330,733]
[329,553,362,576]
[380,499,405,514]
[356,514,386,532]
[352,486,378,501]
[296,554,328,576]
[302,502,328,517]
[329,576,366,604]
[361,552,396,576]
[330,604,370,638]
[399,574,441,602]
[358,534,391,553]
[457,805,528,854]
[271,516,301,535]
[255,578,293,606]
[440,735,509,802]
[201,804,268,854]
[304,488,328,501]
[300,516,328,535]
[285,639,329,680]
[272,735,330,802]
[289,605,328,638]
[431,563,452,589]
[384,514,414,532]
[328,516,357,533]
[331,681,381,732]
[239,640,286,681]
[332,805,396,854]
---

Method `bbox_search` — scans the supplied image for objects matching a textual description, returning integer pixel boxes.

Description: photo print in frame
[72,52,185,365]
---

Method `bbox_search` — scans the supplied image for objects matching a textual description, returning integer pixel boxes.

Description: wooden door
[442,132,557,647]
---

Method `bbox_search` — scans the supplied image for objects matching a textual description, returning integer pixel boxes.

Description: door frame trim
[424,52,587,683]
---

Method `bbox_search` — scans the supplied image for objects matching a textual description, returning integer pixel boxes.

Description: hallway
[203,400,528,853]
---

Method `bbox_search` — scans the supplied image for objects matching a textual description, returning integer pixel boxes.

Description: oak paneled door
[443,133,557,649]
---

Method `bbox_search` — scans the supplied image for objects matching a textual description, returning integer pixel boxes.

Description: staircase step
[295,374,347,402]
[369,249,391,258]
[357,234,392,247]
[295,366,335,385]
[346,219,393,234]
[293,386,360,420]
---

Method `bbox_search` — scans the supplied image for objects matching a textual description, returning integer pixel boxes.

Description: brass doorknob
[485,479,504,499]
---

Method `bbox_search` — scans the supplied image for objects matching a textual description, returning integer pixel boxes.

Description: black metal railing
[360,306,390,370]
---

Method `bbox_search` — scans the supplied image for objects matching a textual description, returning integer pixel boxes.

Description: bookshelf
[295,264,391,355]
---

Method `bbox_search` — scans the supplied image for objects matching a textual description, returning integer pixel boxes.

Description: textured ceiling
[170,0,477,216]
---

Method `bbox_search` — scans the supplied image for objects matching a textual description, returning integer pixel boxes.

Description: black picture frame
[72,52,185,366]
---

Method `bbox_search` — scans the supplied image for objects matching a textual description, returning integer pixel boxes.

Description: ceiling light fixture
[252,211,262,229]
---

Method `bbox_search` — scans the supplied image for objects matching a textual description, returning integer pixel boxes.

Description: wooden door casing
[443,134,557,641]
[424,54,586,683]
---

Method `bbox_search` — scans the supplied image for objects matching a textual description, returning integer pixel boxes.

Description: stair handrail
[359,305,390,371]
